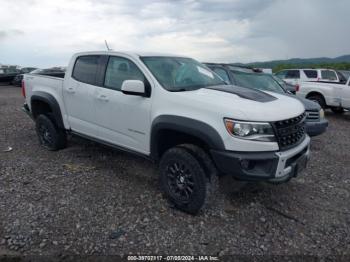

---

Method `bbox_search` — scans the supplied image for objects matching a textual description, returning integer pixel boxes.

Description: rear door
[93,55,152,154]
[63,55,103,137]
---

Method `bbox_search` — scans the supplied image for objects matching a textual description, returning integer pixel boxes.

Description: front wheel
[159,147,207,214]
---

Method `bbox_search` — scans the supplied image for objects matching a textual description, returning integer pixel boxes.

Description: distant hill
[233,55,350,70]
[230,55,350,72]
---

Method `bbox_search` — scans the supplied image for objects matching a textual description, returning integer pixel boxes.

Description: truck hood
[174,85,305,122]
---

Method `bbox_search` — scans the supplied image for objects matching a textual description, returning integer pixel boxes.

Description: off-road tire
[178,144,222,209]
[35,114,67,151]
[159,146,208,214]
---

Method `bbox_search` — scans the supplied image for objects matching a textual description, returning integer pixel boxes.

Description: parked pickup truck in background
[296,77,350,114]
[22,51,311,214]
[205,63,328,137]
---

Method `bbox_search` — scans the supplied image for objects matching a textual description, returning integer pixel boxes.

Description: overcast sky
[0,0,349,67]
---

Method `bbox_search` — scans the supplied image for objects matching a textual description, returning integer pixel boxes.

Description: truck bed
[24,73,64,112]
[32,72,65,78]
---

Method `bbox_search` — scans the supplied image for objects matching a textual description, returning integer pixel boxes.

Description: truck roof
[73,51,189,59]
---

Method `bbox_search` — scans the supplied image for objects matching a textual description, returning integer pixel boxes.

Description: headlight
[319,109,325,119]
[224,118,276,142]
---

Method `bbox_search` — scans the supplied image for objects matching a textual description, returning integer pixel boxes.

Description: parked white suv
[22,51,311,214]
[275,69,347,85]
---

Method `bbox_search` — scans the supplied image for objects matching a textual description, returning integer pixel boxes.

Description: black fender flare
[150,115,225,159]
[30,91,65,129]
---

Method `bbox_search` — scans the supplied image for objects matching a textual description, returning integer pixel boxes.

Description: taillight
[295,84,300,92]
[21,80,26,98]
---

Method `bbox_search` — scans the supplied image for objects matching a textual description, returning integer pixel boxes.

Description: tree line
[267,62,350,73]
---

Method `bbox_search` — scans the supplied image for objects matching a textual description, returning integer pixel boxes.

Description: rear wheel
[331,107,345,114]
[307,94,326,109]
[35,114,67,151]
[159,146,208,214]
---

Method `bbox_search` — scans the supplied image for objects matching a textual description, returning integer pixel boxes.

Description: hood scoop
[205,85,277,103]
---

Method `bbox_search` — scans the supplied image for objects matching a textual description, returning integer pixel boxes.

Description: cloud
[0,0,349,67]
[0,29,24,40]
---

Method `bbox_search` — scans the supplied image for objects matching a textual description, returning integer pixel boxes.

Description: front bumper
[305,118,328,137]
[211,136,311,183]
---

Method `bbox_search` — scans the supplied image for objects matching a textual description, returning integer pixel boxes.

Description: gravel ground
[0,84,349,258]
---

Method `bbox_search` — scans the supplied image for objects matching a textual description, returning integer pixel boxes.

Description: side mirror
[121,80,145,96]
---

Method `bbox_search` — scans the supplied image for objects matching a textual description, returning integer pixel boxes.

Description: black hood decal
[205,85,277,103]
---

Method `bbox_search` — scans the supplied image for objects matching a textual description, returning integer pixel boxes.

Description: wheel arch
[150,115,225,161]
[30,91,65,129]
[306,91,325,100]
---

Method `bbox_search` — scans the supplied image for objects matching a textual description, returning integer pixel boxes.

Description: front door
[341,81,350,108]
[94,55,152,154]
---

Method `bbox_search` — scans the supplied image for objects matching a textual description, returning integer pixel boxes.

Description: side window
[303,70,317,78]
[212,68,230,83]
[104,56,145,91]
[72,55,100,85]
[321,70,337,81]
[285,70,300,79]
[336,71,347,83]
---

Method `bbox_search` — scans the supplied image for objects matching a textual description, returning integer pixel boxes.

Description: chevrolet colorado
[22,51,311,214]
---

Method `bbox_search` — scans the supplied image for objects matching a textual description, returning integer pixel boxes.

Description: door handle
[97,94,109,102]
[67,87,75,94]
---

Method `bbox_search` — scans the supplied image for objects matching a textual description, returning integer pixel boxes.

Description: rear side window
[321,70,337,81]
[104,56,145,91]
[285,70,300,79]
[303,70,317,78]
[72,55,100,85]
[212,67,230,83]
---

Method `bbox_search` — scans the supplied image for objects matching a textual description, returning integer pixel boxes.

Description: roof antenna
[104,40,112,51]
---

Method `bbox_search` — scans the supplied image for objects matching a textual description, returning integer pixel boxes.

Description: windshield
[272,75,288,86]
[141,56,225,91]
[232,71,286,94]
[30,69,43,74]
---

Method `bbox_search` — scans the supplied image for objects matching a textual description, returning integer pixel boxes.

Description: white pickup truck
[296,77,350,113]
[22,51,311,214]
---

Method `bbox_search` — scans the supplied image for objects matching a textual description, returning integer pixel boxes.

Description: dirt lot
[0,84,349,257]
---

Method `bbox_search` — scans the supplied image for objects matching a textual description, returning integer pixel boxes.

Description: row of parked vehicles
[19,51,348,214]
[275,68,350,114]
[0,67,37,85]
[0,67,65,86]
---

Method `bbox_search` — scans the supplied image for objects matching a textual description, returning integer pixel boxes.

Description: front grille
[306,110,320,121]
[272,112,306,151]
